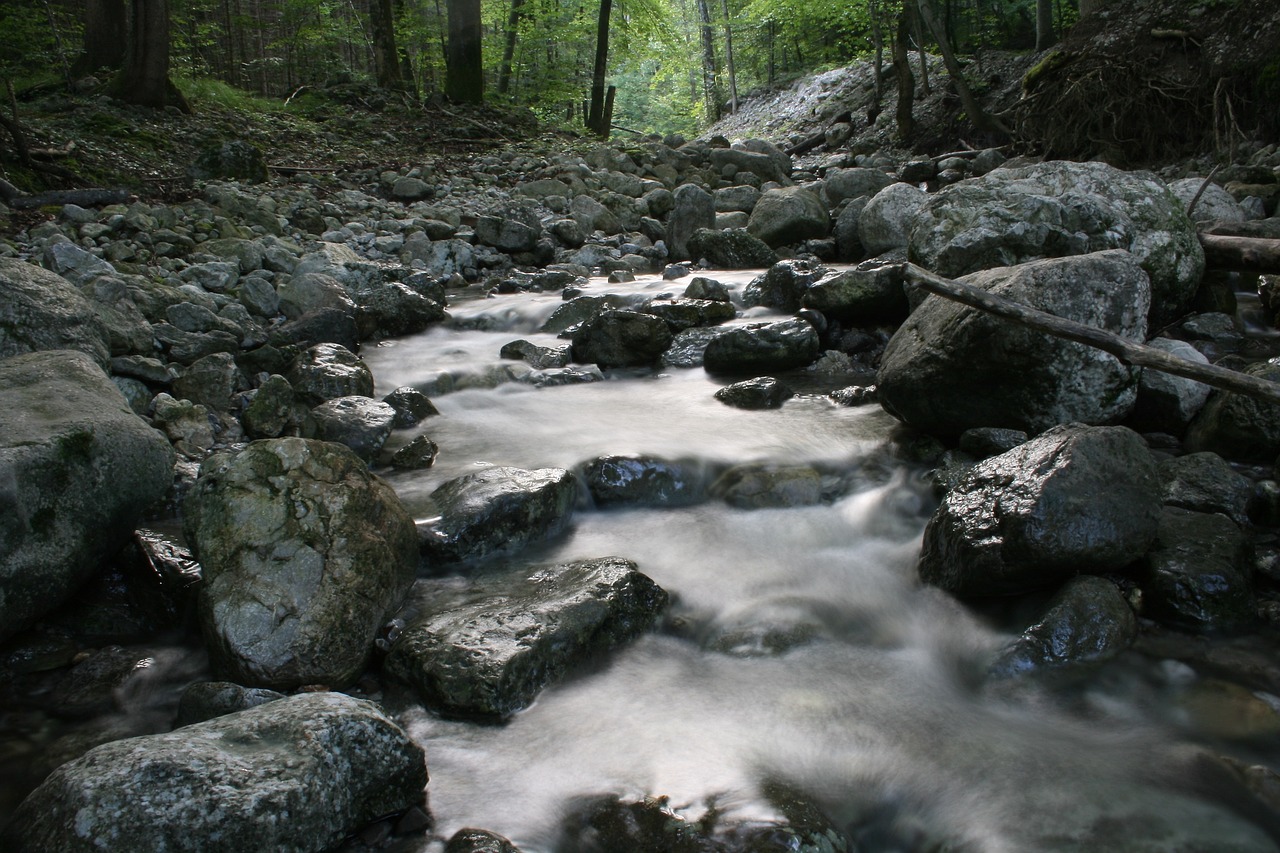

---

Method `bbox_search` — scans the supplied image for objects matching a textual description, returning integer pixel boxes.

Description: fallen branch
[1199,233,1280,274]
[897,262,1280,407]
[4,186,131,209]
[267,164,338,173]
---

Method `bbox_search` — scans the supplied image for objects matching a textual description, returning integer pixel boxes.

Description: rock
[641,297,736,331]
[907,161,1205,328]
[1129,338,1212,434]
[686,227,778,268]
[311,396,397,462]
[824,167,895,207]
[181,261,240,293]
[390,434,439,470]
[684,276,731,302]
[383,386,439,427]
[571,309,674,369]
[993,575,1138,675]
[919,424,1161,597]
[957,427,1028,459]
[268,308,359,352]
[419,466,578,564]
[445,829,522,853]
[184,438,418,688]
[702,317,822,376]
[238,276,280,318]
[171,352,245,413]
[0,351,174,642]
[1140,507,1255,634]
[1184,360,1280,462]
[384,557,667,719]
[475,213,543,254]
[800,257,910,326]
[542,294,629,335]
[746,186,830,247]
[289,342,375,404]
[833,196,869,260]
[500,339,572,370]
[0,257,111,368]
[354,281,445,339]
[714,184,762,212]
[1168,178,1246,225]
[151,393,215,459]
[42,241,118,286]
[858,182,929,255]
[710,147,790,184]
[667,185,716,261]
[571,194,621,235]
[877,251,1149,435]
[1159,452,1253,527]
[710,463,823,508]
[174,681,285,727]
[277,271,357,321]
[581,455,707,507]
[743,259,826,312]
[242,374,309,439]
[715,376,794,409]
[191,140,269,183]
[391,176,434,201]
[3,693,426,853]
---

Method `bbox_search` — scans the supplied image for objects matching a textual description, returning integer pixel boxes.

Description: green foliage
[173,75,291,113]
[0,2,72,85]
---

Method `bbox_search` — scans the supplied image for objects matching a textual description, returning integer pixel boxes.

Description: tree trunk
[370,0,404,90]
[868,0,884,109]
[115,0,190,112]
[893,9,915,140]
[914,0,1008,137]
[586,0,612,135]
[496,0,526,96]
[1034,0,1053,51]
[697,0,720,122]
[911,3,930,96]
[445,0,483,103]
[721,0,737,114]
[73,0,127,75]
[1199,234,1280,274]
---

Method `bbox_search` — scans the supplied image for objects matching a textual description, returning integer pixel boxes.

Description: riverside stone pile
[4,126,1280,850]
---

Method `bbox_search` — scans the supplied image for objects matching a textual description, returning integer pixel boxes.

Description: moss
[1022,50,1070,92]
[55,428,96,465]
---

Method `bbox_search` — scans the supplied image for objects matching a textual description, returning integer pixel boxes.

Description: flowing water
[357,272,1280,852]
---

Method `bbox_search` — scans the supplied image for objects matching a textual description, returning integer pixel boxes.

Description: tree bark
[720,0,737,114]
[445,0,483,103]
[1200,234,1280,274]
[898,262,1280,407]
[74,0,127,75]
[696,0,720,122]
[115,0,190,112]
[586,0,612,135]
[893,9,915,141]
[1034,0,1054,51]
[496,0,527,96]
[370,0,404,90]
[914,0,1008,138]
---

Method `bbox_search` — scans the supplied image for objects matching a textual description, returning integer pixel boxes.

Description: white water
[360,272,1280,852]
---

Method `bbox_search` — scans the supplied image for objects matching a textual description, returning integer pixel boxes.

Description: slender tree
[371,0,405,89]
[1035,0,1053,50]
[720,0,737,114]
[115,0,191,112]
[587,0,612,135]
[445,0,482,102]
[696,0,719,121]
[914,0,1007,136]
[496,0,527,95]
[893,5,914,140]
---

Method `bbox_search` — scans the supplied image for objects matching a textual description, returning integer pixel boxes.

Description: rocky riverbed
[4,122,1280,852]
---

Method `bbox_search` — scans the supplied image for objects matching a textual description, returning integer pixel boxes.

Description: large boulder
[0,257,111,368]
[801,258,911,326]
[3,692,426,853]
[742,259,826,313]
[877,251,1150,435]
[1140,507,1255,634]
[746,186,830,247]
[702,318,821,376]
[907,161,1205,327]
[571,309,674,369]
[919,424,1161,597]
[384,557,667,719]
[184,438,418,688]
[824,167,896,207]
[686,227,778,268]
[709,147,790,184]
[1184,360,1280,463]
[0,351,174,642]
[419,466,578,564]
[288,342,375,404]
[666,184,716,261]
[858,182,929,255]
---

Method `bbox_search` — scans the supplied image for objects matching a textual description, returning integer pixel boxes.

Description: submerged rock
[702,318,821,376]
[919,424,1160,597]
[1184,360,1280,463]
[714,376,795,409]
[571,309,674,369]
[1140,507,1255,634]
[3,693,426,853]
[384,557,667,719]
[582,455,708,507]
[184,438,418,688]
[993,575,1138,676]
[711,463,823,508]
[419,466,578,564]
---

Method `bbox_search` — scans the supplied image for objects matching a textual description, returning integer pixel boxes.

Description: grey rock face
[907,161,1204,327]
[0,351,174,642]
[919,424,1161,597]
[1140,507,1255,634]
[747,186,830,247]
[184,438,418,688]
[312,396,397,462]
[877,251,1149,435]
[702,317,822,376]
[743,259,826,312]
[1129,337,1211,434]
[384,557,667,719]
[1159,452,1253,526]
[993,575,1137,675]
[686,227,778,268]
[570,309,674,369]
[0,257,111,368]
[801,258,910,326]
[667,184,716,261]
[419,466,578,564]
[289,342,375,403]
[1184,361,1280,463]
[4,692,426,853]
[858,182,929,255]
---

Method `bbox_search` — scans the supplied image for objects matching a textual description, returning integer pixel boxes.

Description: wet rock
[641,297,736,331]
[992,575,1138,675]
[1159,452,1253,526]
[663,326,734,369]
[800,257,910,326]
[711,463,823,508]
[174,681,285,727]
[312,396,397,462]
[858,182,929,255]
[877,251,1149,435]
[289,342,375,404]
[268,307,360,352]
[683,276,731,302]
[743,259,827,313]
[1129,337,1212,434]
[500,339,572,369]
[919,424,1161,597]
[241,374,309,439]
[957,427,1028,459]
[383,386,439,427]
[1140,507,1256,635]
[907,161,1204,328]
[542,294,630,335]
[0,257,111,368]
[686,227,778,268]
[702,317,821,376]
[830,384,878,406]
[714,376,794,409]
[3,693,426,853]
[0,351,174,642]
[1184,361,1280,463]
[747,186,830,247]
[445,828,522,853]
[171,351,246,413]
[667,185,716,261]
[571,309,674,369]
[384,557,667,719]
[390,434,439,469]
[353,281,445,339]
[419,466,578,564]
[582,455,708,507]
[184,438,418,688]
